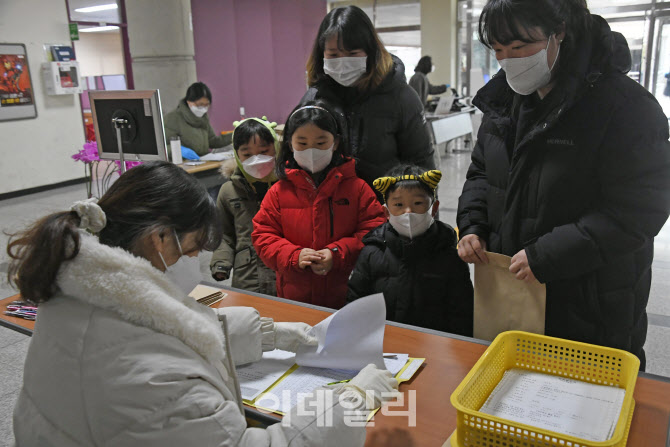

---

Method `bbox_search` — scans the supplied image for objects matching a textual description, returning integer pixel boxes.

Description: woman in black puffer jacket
[457,0,670,368]
[302,6,435,196]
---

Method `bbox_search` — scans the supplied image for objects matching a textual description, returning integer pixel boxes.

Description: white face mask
[242,154,275,179]
[293,144,334,173]
[323,56,367,87]
[431,64,436,73]
[498,34,561,95]
[158,232,202,296]
[387,209,434,239]
[189,105,209,118]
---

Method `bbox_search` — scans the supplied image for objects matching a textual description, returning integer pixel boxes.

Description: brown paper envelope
[473,251,546,341]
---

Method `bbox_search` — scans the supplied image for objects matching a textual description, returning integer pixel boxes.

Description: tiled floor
[1,151,669,445]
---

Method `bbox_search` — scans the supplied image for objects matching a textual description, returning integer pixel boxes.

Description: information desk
[178,160,225,189]
[2,288,670,446]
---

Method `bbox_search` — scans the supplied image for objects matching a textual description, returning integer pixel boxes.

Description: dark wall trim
[0,177,87,201]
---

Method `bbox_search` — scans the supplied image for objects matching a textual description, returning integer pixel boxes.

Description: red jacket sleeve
[252,186,303,274]
[327,181,386,273]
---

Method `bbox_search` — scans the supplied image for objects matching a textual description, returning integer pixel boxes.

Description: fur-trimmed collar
[56,233,225,364]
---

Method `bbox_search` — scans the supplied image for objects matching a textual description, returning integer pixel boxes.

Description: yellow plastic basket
[450,331,639,447]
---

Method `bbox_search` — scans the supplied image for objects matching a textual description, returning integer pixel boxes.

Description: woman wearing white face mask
[210,117,279,295]
[252,100,386,309]
[9,161,393,446]
[164,81,232,157]
[457,0,670,368]
[347,164,473,335]
[302,6,435,198]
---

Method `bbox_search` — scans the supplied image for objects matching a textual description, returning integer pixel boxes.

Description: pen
[383,354,398,359]
[326,379,351,385]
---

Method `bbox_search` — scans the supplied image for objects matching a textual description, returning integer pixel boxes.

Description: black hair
[478,0,591,83]
[276,99,350,180]
[185,82,212,103]
[383,164,435,203]
[306,5,393,91]
[415,56,433,74]
[233,119,275,152]
[7,161,222,303]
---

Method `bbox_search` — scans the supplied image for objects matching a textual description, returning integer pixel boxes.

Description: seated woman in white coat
[8,161,398,447]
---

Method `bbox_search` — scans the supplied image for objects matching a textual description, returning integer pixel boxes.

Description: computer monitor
[89,89,168,162]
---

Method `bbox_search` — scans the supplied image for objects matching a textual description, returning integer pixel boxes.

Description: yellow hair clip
[373,170,442,201]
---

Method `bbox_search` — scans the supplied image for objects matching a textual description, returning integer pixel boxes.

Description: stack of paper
[188,285,226,306]
[479,369,626,442]
[236,294,425,415]
[238,350,423,413]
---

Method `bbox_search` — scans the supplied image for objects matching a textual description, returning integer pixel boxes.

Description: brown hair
[7,161,222,303]
[306,5,393,92]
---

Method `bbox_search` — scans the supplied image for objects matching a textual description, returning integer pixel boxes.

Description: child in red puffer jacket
[252,100,385,309]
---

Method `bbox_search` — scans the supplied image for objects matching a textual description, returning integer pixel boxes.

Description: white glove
[342,364,400,409]
[274,322,318,352]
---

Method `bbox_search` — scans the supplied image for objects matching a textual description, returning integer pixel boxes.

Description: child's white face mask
[387,209,434,239]
[293,144,334,173]
[242,154,275,179]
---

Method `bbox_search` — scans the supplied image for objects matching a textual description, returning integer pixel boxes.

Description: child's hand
[311,249,333,275]
[299,248,323,269]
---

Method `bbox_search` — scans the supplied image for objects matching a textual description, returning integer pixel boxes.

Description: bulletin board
[0,43,37,121]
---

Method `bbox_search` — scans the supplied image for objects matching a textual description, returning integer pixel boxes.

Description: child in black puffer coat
[347,164,473,336]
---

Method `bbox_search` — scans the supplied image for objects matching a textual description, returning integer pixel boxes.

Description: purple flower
[113,160,143,171]
[72,142,100,164]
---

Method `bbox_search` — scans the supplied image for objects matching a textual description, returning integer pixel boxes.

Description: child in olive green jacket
[210,117,279,295]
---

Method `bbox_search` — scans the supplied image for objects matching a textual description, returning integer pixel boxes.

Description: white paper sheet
[236,349,295,401]
[296,293,386,370]
[383,354,410,375]
[397,358,424,381]
[479,369,626,442]
[200,151,234,161]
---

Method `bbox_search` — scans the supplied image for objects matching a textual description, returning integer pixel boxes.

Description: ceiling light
[74,3,118,13]
[79,26,120,33]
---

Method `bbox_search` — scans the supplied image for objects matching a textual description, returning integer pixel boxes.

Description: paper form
[479,369,626,442]
[296,293,386,370]
[236,350,296,401]
[254,365,356,414]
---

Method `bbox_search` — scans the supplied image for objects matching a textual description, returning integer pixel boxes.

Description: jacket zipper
[329,198,334,238]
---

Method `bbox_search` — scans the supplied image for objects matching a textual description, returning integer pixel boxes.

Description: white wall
[74,31,125,77]
[0,0,85,194]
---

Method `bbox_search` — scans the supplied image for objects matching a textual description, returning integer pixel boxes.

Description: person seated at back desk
[164,81,232,156]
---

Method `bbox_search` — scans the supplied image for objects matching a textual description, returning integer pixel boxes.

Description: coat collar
[56,233,226,365]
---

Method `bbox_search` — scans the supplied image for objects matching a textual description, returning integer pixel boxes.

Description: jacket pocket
[233,247,253,269]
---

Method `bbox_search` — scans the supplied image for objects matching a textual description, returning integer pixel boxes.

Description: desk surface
[2,290,670,446]
[178,160,224,175]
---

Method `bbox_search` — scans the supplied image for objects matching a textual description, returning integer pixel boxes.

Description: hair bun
[71,198,107,233]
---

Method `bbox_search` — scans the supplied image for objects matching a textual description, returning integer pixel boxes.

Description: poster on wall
[0,43,37,121]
